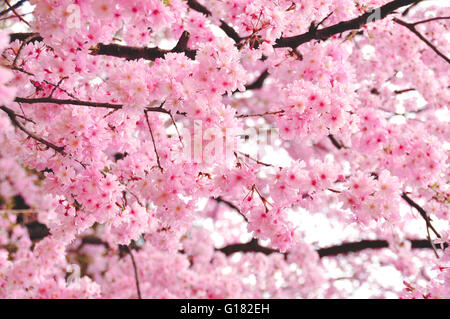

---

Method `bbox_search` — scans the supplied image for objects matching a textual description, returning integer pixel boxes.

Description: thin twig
[168,110,183,147]
[315,11,335,29]
[328,134,347,150]
[426,225,439,258]
[214,197,248,222]
[15,96,123,109]
[187,0,243,46]
[236,151,274,167]
[127,248,142,299]
[11,67,80,99]
[0,0,27,17]
[236,110,284,118]
[12,33,34,67]
[402,0,424,16]
[412,16,450,26]
[0,11,31,22]
[401,192,441,239]
[4,0,29,26]
[49,77,68,98]
[394,88,416,94]
[144,110,163,172]
[218,238,448,258]
[1,105,66,154]
[393,18,450,64]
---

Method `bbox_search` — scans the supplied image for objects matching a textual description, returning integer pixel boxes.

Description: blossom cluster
[0,0,448,299]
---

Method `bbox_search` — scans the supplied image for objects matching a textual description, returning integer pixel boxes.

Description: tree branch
[119,245,142,299]
[1,105,66,154]
[274,0,419,49]
[328,132,441,251]
[4,0,29,27]
[394,88,416,94]
[236,110,284,119]
[187,0,243,44]
[9,0,421,56]
[328,134,346,150]
[8,32,42,43]
[0,0,27,18]
[219,20,243,44]
[218,238,448,258]
[14,97,122,109]
[402,0,424,16]
[214,196,248,222]
[17,229,447,261]
[14,97,177,117]
[401,192,441,239]
[186,0,211,16]
[90,31,196,61]
[144,109,163,172]
[411,16,450,26]
[393,17,450,64]
[244,69,269,91]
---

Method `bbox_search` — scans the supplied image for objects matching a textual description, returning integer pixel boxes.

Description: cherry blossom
[0,0,448,299]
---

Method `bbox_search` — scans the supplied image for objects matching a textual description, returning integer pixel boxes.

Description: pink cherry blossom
[0,0,449,299]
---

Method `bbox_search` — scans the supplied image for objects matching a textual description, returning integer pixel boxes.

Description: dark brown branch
[402,0,424,16]
[274,0,419,49]
[245,69,269,91]
[91,31,196,61]
[236,151,274,167]
[11,67,79,99]
[9,30,198,62]
[394,88,416,94]
[75,236,110,252]
[129,249,142,299]
[170,31,194,56]
[0,0,27,18]
[317,240,389,257]
[12,34,35,67]
[318,239,447,257]
[9,32,42,43]
[144,110,163,172]
[218,238,448,258]
[219,20,242,43]
[14,96,261,120]
[15,97,123,109]
[401,192,441,238]
[230,69,270,95]
[236,110,284,118]
[393,18,450,64]
[214,197,248,222]
[14,228,447,260]
[186,0,211,16]
[219,238,278,256]
[1,105,66,154]
[187,0,243,44]
[119,245,142,299]
[412,16,450,26]
[8,0,420,56]
[328,134,344,150]
[25,221,50,242]
[4,0,29,26]
[329,132,441,251]
[14,97,176,115]
[49,77,68,98]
